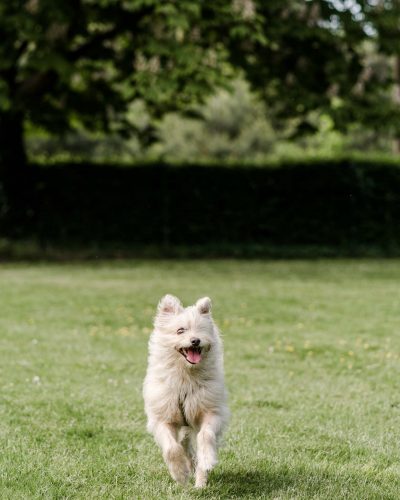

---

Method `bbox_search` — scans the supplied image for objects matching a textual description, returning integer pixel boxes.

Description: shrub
[2,158,400,256]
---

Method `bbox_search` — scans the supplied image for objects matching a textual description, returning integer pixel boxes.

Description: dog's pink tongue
[187,348,202,364]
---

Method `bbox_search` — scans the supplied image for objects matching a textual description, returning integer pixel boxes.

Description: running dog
[143,295,229,487]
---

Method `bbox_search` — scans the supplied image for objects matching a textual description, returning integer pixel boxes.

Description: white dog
[143,295,229,488]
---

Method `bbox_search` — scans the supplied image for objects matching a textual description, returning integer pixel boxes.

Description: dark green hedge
[2,159,400,253]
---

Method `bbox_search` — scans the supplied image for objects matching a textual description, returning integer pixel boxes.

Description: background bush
[3,159,400,256]
[26,80,393,165]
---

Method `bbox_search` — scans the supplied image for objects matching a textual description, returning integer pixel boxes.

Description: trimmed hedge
[2,159,400,253]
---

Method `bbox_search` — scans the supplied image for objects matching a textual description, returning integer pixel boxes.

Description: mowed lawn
[1,260,400,499]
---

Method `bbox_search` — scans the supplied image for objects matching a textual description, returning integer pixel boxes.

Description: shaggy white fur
[143,294,229,488]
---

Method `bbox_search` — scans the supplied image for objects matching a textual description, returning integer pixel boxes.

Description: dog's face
[153,295,216,366]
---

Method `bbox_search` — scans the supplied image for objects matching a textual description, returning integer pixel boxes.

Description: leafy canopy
[1,0,400,138]
[0,0,259,134]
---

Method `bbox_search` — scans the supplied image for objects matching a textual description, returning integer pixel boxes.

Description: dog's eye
[177,327,186,335]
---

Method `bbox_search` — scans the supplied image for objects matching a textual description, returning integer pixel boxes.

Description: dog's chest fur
[176,377,207,426]
[152,368,218,427]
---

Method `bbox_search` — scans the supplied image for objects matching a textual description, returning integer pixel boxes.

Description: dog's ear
[157,294,183,315]
[196,296,212,315]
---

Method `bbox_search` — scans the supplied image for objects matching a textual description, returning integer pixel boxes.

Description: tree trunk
[0,111,34,238]
[393,55,400,155]
[0,111,27,166]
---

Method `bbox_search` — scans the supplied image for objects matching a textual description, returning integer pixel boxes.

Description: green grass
[1,259,400,499]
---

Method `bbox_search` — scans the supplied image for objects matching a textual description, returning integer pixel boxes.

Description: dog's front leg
[195,413,222,488]
[153,422,191,484]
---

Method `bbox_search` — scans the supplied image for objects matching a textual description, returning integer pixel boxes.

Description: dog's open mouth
[179,347,202,364]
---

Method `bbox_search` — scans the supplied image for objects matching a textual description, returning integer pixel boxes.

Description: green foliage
[25,84,396,163]
[3,1,400,144]
[26,132,142,163]
[2,1,400,167]
[241,1,400,136]
[0,0,260,135]
[2,259,400,497]
[151,80,277,161]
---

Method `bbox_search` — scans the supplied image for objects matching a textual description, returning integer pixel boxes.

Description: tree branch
[16,70,57,101]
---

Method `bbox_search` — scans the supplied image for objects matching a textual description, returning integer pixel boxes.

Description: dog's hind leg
[153,422,191,484]
[195,413,222,488]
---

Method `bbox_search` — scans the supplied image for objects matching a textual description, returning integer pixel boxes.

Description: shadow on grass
[203,464,354,499]
[201,463,393,498]
[206,469,297,498]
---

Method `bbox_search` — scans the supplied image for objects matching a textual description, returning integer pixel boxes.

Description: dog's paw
[197,452,217,472]
[195,469,208,488]
[165,445,191,484]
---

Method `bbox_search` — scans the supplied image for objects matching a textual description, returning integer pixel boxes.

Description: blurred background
[1,0,400,258]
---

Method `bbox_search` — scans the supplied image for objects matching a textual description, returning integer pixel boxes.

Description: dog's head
[153,294,217,366]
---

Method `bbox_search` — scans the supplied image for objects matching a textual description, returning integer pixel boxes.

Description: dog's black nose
[191,337,200,347]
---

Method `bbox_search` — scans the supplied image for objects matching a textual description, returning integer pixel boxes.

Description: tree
[5,0,399,175]
[0,1,261,168]
[0,0,265,226]
[237,1,367,132]
[359,0,400,152]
